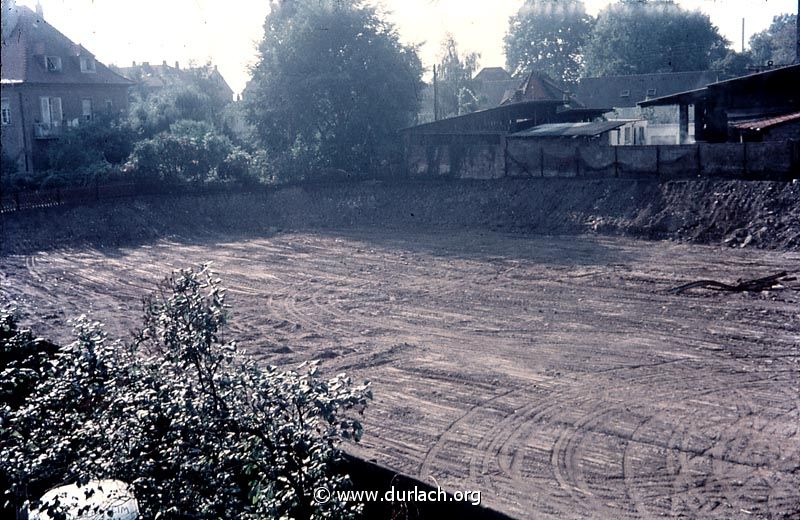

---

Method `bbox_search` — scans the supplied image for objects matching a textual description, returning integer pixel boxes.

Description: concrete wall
[409,135,798,181]
[764,120,800,141]
[406,133,505,179]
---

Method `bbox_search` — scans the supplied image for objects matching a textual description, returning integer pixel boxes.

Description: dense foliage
[582,0,728,76]
[1,266,371,519]
[129,77,227,139]
[1,115,135,191]
[435,34,480,118]
[246,0,423,179]
[504,0,594,84]
[128,120,258,186]
[749,14,798,67]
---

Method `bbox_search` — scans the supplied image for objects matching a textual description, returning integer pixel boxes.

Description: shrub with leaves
[1,266,371,519]
[128,120,256,186]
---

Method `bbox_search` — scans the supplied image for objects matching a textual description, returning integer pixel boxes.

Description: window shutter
[40,97,51,126]
[51,97,63,127]
[82,99,93,120]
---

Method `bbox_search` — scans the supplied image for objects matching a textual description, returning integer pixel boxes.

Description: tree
[749,14,797,67]
[246,0,423,179]
[129,120,256,186]
[582,0,728,76]
[504,0,594,84]
[129,82,226,138]
[711,49,754,79]
[436,34,480,118]
[1,266,371,519]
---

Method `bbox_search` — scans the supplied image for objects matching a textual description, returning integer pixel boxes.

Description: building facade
[1,2,133,173]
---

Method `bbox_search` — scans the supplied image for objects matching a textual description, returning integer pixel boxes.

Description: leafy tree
[436,34,480,118]
[129,120,256,185]
[1,115,136,192]
[129,83,226,138]
[246,0,423,179]
[749,14,797,67]
[1,266,371,519]
[711,49,754,79]
[504,0,594,84]
[48,114,135,169]
[583,0,728,76]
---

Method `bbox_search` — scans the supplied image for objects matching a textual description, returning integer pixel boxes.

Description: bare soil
[2,229,798,519]
[2,178,799,256]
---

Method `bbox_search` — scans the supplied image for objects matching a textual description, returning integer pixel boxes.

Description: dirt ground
[2,229,798,519]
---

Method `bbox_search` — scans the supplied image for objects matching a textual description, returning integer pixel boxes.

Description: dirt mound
[1,178,798,254]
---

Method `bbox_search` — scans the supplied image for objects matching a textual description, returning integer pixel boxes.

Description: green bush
[3,116,134,192]
[129,119,256,186]
[1,150,18,180]
[129,83,227,139]
[48,115,136,170]
[0,266,370,519]
[0,308,60,519]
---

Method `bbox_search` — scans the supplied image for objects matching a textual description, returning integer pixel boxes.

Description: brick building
[1,2,133,172]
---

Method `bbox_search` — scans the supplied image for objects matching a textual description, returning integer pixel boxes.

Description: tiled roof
[501,70,570,105]
[474,67,512,82]
[573,71,718,109]
[732,111,800,131]
[1,6,132,86]
[115,62,234,101]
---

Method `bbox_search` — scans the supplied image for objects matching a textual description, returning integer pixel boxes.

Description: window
[624,126,631,144]
[39,96,63,127]
[1,98,10,125]
[105,99,113,112]
[45,56,62,72]
[82,98,93,121]
[637,127,645,144]
[620,89,630,98]
[80,56,96,73]
[646,88,657,97]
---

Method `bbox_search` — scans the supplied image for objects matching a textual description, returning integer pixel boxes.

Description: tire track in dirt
[2,231,798,519]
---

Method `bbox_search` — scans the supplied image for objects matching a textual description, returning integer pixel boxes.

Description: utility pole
[433,64,439,121]
[796,0,799,63]
[741,18,745,53]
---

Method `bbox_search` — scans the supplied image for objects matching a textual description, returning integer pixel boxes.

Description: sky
[15,0,799,95]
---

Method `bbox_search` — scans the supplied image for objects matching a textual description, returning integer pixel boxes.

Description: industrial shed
[509,120,647,145]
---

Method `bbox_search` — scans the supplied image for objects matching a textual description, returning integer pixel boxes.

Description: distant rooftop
[572,71,719,109]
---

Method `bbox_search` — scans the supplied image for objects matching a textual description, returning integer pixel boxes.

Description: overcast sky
[16,0,799,95]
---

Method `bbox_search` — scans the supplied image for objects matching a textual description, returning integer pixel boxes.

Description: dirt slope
[1,178,798,255]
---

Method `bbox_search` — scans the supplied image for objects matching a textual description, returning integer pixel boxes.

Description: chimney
[162,59,168,67]
[175,61,179,69]
[35,0,42,18]
[132,60,136,66]
[1,0,21,39]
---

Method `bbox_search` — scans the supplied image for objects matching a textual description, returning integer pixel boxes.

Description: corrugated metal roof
[732,111,800,131]
[510,120,630,138]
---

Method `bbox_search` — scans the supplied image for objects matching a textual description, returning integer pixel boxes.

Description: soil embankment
[1,178,798,254]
